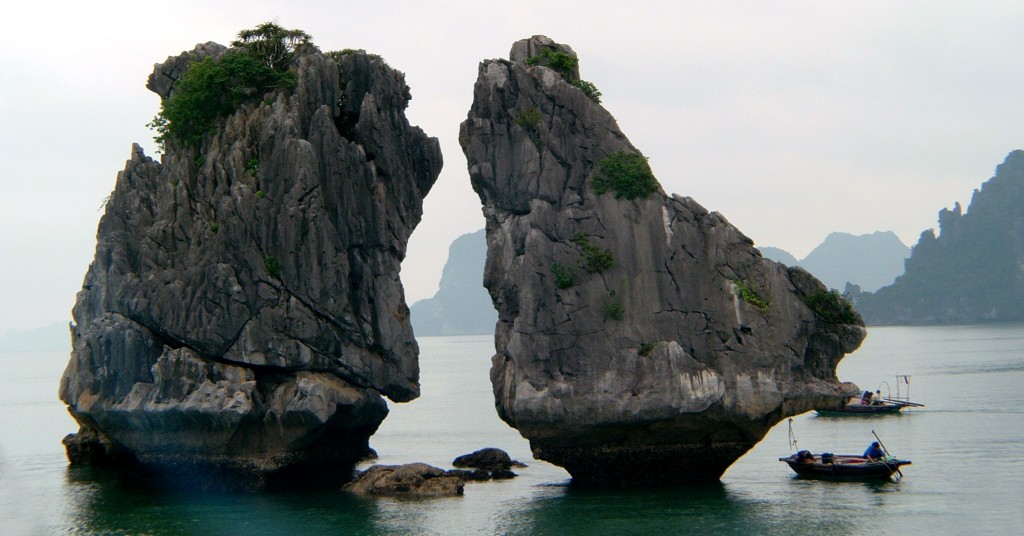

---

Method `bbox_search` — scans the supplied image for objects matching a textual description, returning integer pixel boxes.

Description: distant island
[759,232,910,293]
[0,321,69,352]
[410,229,496,336]
[853,150,1024,324]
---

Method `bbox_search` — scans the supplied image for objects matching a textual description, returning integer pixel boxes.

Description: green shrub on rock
[149,23,309,150]
[733,279,770,312]
[805,289,860,325]
[264,255,283,279]
[514,107,543,130]
[571,233,614,273]
[524,48,602,104]
[593,151,659,200]
[551,262,576,289]
[603,295,624,321]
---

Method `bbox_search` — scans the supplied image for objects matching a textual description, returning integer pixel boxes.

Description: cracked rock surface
[460,36,865,485]
[59,43,441,489]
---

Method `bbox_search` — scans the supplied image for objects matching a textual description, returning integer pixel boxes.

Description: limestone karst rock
[854,150,1024,324]
[459,36,866,485]
[59,39,441,489]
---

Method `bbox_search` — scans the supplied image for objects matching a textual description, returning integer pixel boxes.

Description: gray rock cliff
[59,42,442,489]
[459,36,865,485]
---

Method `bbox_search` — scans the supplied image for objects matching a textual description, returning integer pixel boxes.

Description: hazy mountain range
[759,231,911,293]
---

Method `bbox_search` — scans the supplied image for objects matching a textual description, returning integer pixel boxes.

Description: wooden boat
[815,397,912,416]
[816,375,924,415]
[779,451,911,480]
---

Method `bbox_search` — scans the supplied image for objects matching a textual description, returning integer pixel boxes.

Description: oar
[871,429,903,479]
[883,398,925,407]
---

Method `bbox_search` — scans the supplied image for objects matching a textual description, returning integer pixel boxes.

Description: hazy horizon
[4,1,1024,333]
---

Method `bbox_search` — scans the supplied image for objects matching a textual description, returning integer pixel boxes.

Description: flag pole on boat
[871,429,903,480]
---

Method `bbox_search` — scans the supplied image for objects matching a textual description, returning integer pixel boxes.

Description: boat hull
[780,454,911,480]
[815,403,907,416]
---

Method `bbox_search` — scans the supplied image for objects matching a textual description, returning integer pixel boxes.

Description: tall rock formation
[855,151,1024,324]
[460,36,865,485]
[410,229,497,336]
[59,37,441,489]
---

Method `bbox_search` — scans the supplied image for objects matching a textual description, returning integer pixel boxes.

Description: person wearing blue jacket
[864,441,885,460]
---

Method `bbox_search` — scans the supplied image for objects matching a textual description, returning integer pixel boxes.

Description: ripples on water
[1,325,1022,534]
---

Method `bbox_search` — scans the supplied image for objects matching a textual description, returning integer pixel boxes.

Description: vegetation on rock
[232,22,312,70]
[525,48,602,103]
[602,294,625,321]
[551,262,576,289]
[804,289,859,325]
[733,279,770,312]
[149,23,310,149]
[514,107,543,130]
[264,255,283,279]
[593,151,660,200]
[571,233,614,273]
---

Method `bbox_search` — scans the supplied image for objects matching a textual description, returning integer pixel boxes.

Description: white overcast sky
[2,1,1023,334]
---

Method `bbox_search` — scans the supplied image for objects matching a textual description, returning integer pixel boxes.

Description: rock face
[410,229,497,336]
[59,42,441,489]
[854,150,1024,324]
[459,36,866,485]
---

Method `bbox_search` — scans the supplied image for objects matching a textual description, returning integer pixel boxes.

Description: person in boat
[861,390,872,405]
[796,450,815,462]
[872,389,884,405]
[863,441,885,461]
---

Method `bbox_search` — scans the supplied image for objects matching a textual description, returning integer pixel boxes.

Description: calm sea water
[1,324,1022,535]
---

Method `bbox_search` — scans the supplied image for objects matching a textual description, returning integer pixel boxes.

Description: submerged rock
[459,36,865,485]
[59,38,441,490]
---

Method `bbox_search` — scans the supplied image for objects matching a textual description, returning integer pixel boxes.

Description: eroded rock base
[535,442,753,486]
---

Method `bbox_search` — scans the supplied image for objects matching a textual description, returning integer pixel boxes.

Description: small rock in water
[452,447,526,471]
[344,463,464,497]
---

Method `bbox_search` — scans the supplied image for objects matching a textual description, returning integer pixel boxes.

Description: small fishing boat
[815,398,912,415]
[779,451,911,480]
[815,375,923,416]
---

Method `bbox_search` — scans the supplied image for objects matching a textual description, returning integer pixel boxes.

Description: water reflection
[63,465,382,535]
[493,481,860,535]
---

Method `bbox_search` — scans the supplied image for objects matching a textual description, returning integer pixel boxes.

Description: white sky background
[2,0,1023,334]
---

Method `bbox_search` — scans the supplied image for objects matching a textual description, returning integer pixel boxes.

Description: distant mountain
[855,150,1024,324]
[758,247,798,266]
[799,232,910,292]
[410,229,497,336]
[0,321,70,352]
[758,232,909,292]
